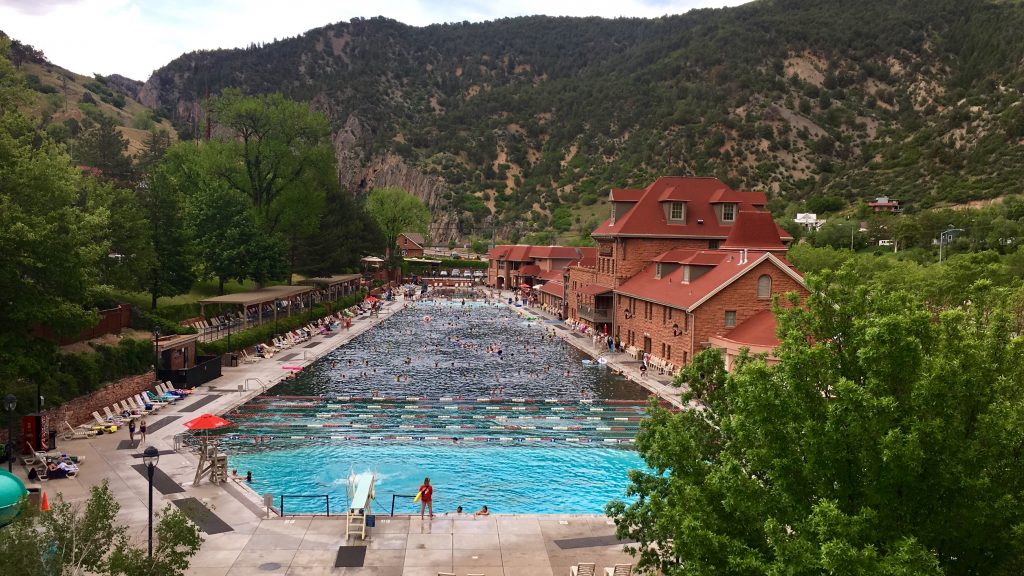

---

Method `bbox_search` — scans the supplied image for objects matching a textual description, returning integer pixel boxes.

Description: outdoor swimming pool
[219,300,654,515]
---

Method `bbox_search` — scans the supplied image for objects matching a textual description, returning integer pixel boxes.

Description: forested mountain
[140,0,1024,243]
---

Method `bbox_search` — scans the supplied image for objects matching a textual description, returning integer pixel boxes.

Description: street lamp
[938,226,965,263]
[153,326,161,383]
[142,445,160,557]
[3,394,15,473]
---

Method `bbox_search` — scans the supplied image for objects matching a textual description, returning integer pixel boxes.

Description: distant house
[794,213,826,231]
[397,232,425,257]
[868,197,901,213]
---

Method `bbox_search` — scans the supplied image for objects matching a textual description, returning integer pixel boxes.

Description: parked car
[450,252,463,259]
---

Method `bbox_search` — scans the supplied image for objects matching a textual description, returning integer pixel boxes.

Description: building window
[725,310,737,328]
[669,202,684,221]
[722,203,736,222]
[757,274,772,299]
[708,239,720,249]
[666,344,672,361]
[655,263,663,279]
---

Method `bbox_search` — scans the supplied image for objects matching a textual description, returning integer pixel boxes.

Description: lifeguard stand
[345,470,376,540]
[194,442,228,485]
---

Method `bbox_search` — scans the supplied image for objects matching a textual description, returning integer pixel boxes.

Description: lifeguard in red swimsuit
[417,477,434,518]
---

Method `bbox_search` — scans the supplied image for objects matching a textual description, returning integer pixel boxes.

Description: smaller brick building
[397,232,426,257]
[487,245,596,291]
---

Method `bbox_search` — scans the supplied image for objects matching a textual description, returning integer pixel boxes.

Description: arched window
[757,274,772,299]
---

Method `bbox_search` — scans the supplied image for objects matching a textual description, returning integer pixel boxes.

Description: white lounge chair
[604,565,632,576]
[62,421,96,440]
[93,411,123,427]
[571,563,597,576]
[105,406,136,422]
[137,394,167,410]
[121,399,147,416]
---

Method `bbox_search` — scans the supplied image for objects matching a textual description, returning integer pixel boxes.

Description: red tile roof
[716,310,779,348]
[720,211,787,251]
[615,251,803,311]
[591,176,791,241]
[539,280,564,297]
[577,284,614,296]
[652,249,728,266]
[609,188,645,202]
[518,264,542,276]
[488,245,596,262]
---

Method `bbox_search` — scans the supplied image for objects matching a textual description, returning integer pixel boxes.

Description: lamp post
[153,326,161,383]
[3,394,16,473]
[938,226,965,263]
[142,445,160,557]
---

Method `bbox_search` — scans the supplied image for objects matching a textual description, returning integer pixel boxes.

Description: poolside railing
[279,494,332,516]
[389,493,418,517]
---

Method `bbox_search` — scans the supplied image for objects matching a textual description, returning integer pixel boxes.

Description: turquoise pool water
[222,300,651,514]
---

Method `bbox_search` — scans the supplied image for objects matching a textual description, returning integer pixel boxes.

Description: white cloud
[0,0,748,80]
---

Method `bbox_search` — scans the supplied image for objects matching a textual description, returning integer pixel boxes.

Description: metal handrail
[244,378,267,393]
[279,494,331,516]
[390,493,417,517]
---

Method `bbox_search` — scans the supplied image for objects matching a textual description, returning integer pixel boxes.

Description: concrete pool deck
[10,294,647,575]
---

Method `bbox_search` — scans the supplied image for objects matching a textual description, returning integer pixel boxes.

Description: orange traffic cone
[40,490,50,512]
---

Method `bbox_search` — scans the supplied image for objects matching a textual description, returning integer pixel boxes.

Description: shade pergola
[198,285,316,330]
[299,274,362,300]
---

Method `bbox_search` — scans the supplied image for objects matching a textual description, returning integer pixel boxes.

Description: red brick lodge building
[552,176,809,372]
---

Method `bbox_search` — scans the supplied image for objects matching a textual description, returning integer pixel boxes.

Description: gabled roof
[615,251,804,311]
[720,211,787,251]
[518,264,542,276]
[714,310,780,349]
[399,232,425,247]
[591,176,790,241]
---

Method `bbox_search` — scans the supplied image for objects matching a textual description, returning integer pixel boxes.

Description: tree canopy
[609,266,1024,576]
[364,186,431,259]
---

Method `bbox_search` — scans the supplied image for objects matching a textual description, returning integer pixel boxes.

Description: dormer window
[655,263,663,279]
[669,202,684,222]
[722,203,736,222]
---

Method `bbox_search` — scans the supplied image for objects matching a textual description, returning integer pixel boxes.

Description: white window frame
[757,274,772,299]
[724,310,737,328]
[669,202,684,221]
[722,203,736,222]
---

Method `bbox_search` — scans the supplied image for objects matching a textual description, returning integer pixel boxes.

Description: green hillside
[140,0,1024,242]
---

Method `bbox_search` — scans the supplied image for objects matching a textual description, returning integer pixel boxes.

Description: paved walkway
[11,295,643,575]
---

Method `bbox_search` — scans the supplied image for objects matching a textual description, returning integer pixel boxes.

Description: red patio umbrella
[183,413,232,431]
[365,296,379,302]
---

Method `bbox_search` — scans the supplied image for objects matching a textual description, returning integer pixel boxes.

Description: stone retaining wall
[0,372,158,447]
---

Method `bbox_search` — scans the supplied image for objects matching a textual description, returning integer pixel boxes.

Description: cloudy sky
[0,0,747,80]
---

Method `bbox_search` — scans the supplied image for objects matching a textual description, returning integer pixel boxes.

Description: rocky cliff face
[333,115,459,245]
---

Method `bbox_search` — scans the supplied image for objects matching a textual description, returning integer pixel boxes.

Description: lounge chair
[240,349,258,364]
[105,406,136,422]
[571,563,597,576]
[93,411,124,427]
[62,421,96,440]
[136,394,165,411]
[121,399,148,416]
[148,389,179,403]
[604,565,632,576]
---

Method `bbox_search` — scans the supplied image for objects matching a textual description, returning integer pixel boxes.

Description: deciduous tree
[609,266,1024,576]
[364,186,431,260]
